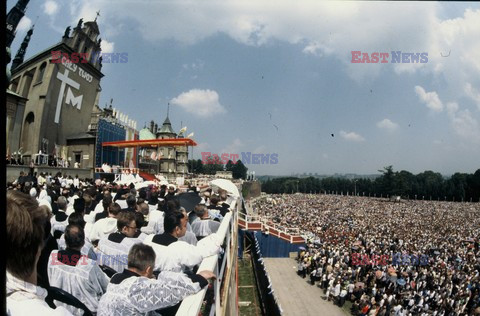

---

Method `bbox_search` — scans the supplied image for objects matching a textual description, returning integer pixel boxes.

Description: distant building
[137,113,190,180]
[65,102,137,170]
[216,171,233,179]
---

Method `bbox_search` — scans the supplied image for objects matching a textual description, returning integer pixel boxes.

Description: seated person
[86,190,112,222]
[88,202,121,243]
[6,190,72,315]
[217,189,232,216]
[96,211,143,272]
[144,210,221,273]
[97,244,216,315]
[191,204,221,241]
[133,211,148,241]
[121,194,137,213]
[57,212,96,259]
[178,208,198,246]
[90,195,112,223]
[51,196,69,237]
[48,225,109,314]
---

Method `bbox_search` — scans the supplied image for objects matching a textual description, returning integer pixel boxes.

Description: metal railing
[176,199,239,316]
[238,206,305,244]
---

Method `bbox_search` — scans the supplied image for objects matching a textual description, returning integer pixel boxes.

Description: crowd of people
[253,194,480,315]
[6,170,237,315]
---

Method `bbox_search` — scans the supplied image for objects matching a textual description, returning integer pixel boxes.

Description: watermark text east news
[351,51,428,63]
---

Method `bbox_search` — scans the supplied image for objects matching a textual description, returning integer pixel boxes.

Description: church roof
[139,128,156,140]
[157,116,176,134]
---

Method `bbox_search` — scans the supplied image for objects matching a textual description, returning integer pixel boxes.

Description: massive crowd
[6,171,237,315]
[253,194,480,315]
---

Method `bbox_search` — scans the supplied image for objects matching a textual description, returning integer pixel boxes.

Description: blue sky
[8,1,480,176]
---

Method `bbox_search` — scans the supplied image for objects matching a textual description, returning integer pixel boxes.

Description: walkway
[263,258,348,316]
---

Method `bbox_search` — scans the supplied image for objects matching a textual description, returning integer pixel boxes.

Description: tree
[225,160,235,172]
[378,165,395,197]
[202,155,224,175]
[231,160,248,179]
[188,159,204,174]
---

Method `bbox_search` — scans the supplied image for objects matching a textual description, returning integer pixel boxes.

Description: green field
[238,255,261,316]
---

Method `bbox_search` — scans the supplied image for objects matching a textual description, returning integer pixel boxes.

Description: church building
[8,11,104,166]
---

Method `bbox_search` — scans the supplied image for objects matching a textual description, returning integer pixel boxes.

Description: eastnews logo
[51,253,127,265]
[351,51,428,63]
[201,152,279,165]
[51,51,128,64]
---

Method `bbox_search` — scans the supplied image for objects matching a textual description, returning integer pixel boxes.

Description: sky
[8,1,480,176]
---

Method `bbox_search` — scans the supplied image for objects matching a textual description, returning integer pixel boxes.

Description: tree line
[261,166,480,202]
[187,157,248,179]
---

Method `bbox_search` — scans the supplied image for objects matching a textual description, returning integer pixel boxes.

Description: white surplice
[6,271,73,316]
[88,217,117,242]
[96,235,142,273]
[97,270,203,316]
[47,250,109,315]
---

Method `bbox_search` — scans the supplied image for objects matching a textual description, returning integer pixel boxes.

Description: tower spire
[6,0,30,47]
[167,103,170,118]
[11,24,34,71]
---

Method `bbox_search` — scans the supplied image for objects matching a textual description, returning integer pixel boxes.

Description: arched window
[21,112,35,153]
[9,77,20,93]
[21,69,35,97]
[36,62,47,83]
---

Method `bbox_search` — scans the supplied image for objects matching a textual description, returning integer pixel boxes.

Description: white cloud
[449,109,480,144]
[221,138,244,154]
[415,86,444,112]
[43,0,59,16]
[377,118,399,132]
[17,16,32,32]
[426,8,480,98]
[170,89,226,117]
[69,2,479,87]
[445,102,480,144]
[253,145,267,153]
[464,83,480,109]
[195,142,210,152]
[340,130,365,142]
[446,102,459,116]
[100,40,115,53]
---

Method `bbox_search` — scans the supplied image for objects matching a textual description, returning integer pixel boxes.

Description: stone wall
[242,180,262,200]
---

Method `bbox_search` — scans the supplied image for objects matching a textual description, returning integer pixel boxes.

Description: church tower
[6,0,30,47]
[11,25,34,71]
[62,17,103,71]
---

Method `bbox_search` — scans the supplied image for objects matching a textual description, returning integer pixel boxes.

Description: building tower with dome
[137,112,189,180]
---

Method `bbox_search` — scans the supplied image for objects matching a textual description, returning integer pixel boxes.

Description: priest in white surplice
[7,190,73,315]
[88,202,121,243]
[191,204,221,241]
[143,210,221,273]
[96,211,143,273]
[50,196,69,237]
[97,243,216,316]
[57,212,96,260]
[48,225,109,315]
